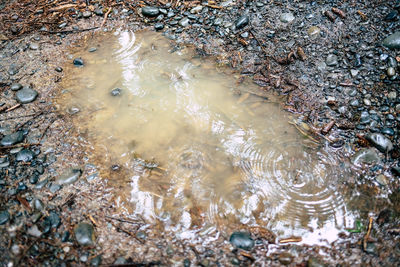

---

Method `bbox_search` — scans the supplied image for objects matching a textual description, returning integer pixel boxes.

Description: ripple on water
[59,30,356,245]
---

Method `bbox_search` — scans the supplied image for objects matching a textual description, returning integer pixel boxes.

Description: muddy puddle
[58,30,357,245]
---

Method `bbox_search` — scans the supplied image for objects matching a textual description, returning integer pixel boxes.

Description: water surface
[59,30,355,245]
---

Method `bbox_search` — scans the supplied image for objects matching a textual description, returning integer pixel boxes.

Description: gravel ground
[0,0,399,266]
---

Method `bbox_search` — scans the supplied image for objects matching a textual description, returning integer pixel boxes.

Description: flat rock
[83,11,92,18]
[73,58,84,66]
[74,222,95,246]
[141,6,159,17]
[280,12,295,23]
[366,133,393,152]
[352,148,380,165]
[10,83,22,91]
[326,54,338,66]
[16,87,38,103]
[110,88,122,96]
[1,131,24,146]
[235,15,249,30]
[28,225,42,237]
[0,210,10,225]
[16,149,34,162]
[56,168,82,185]
[382,31,400,49]
[229,232,254,251]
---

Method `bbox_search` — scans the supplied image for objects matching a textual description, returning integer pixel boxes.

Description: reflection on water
[59,30,355,245]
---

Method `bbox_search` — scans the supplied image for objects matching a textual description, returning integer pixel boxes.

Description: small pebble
[73,58,84,66]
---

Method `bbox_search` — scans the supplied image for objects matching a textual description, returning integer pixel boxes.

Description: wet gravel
[0,0,400,266]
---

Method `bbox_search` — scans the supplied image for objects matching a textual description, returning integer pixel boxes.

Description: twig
[249,28,269,58]
[0,143,40,150]
[42,27,99,35]
[363,217,373,250]
[101,8,112,28]
[38,116,58,143]
[105,215,143,225]
[279,236,302,243]
[5,103,21,113]
[0,112,47,121]
[110,221,144,244]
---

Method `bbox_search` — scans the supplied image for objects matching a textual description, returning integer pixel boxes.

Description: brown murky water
[59,30,356,245]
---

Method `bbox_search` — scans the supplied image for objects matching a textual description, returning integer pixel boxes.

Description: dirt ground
[0,0,399,266]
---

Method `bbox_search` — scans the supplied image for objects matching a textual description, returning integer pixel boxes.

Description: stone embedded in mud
[16,87,38,104]
[110,88,122,96]
[366,133,393,153]
[29,42,39,50]
[141,6,160,17]
[10,83,22,91]
[307,26,320,38]
[90,255,102,266]
[154,22,164,31]
[229,232,254,251]
[16,149,35,162]
[83,11,92,18]
[0,210,10,225]
[179,17,190,27]
[1,131,24,146]
[352,148,380,165]
[27,225,42,237]
[47,211,61,228]
[67,106,80,115]
[326,54,338,66]
[280,12,295,23]
[307,257,326,267]
[278,252,293,265]
[56,168,82,185]
[74,222,95,246]
[73,58,84,66]
[235,15,249,29]
[382,31,400,49]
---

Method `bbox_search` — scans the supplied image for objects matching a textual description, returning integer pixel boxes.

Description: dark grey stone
[1,131,24,146]
[384,10,398,21]
[235,15,249,29]
[73,58,84,66]
[94,8,103,16]
[10,83,22,91]
[56,168,82,185]
[110,88,122,96]
[326,54,338,66]
[382,31,400,49]
[74,222,95,246]
[229,232,254,251]
[154,23,164,31]
[16,149,34,162]
[0,210,10,225]
[141,6,159,17]
[48,211,61,228]
[179,17,190,27]
[366,133,393,152]
[16,87,38,104]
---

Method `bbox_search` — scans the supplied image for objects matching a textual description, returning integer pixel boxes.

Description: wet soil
[0,0,399,266]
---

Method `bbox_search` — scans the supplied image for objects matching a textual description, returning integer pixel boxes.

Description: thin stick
[0,143,40,150]
[101,8,112,28]
[5,104,21,113]
[363,217,373,249]
[105,215,143,225]
[42,27,99,35]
